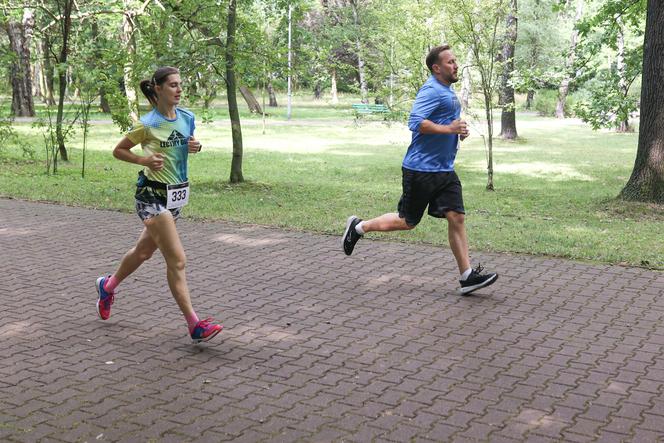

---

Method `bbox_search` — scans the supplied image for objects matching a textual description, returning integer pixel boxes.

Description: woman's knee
[166,252,187,272]
[133,244,154,261]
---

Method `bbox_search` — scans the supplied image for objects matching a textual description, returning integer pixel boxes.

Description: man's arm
[408,86,469,137]
[419,119,468,135]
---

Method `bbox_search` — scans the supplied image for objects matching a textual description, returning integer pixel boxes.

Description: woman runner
[95,66,222,343]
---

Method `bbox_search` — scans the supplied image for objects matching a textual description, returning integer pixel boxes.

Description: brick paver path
[1,198,663,443]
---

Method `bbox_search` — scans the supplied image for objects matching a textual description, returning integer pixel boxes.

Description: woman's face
[155,73,182,107]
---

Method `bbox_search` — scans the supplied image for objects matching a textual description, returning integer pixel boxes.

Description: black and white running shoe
[459,264,498,295]
[342,215,363,256]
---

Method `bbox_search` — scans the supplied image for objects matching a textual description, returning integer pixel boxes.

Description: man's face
[433,50,459,84]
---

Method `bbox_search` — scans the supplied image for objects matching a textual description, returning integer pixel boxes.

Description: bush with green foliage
[532,88,583,117]
[574,73,640,131]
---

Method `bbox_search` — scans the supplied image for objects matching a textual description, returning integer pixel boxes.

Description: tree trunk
[41,36,56,106]
[314,82,322,100]
[460,48,473,110]
[330,68,339,104]
[526,89,535,110]
[355,41,368,104]
[351,0,368,104]
[619,0,664,203]
[6,9,35,117]
[226,0,244,183]
[203,90,216,109]
[267,80,278,107]
[485,93,495,191]
[499,0,518,139]
[32,59,41,97]
[91,20,112,113]
[239,85,263,113]
[556,0,583,119]
[121,3,139,121]
[56,0,74,162]
[616,16,631,133]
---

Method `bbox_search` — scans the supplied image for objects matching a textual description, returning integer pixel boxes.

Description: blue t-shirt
[403,76,461,172]
[126,108,196,185]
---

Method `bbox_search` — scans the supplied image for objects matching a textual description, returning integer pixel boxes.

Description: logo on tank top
[161,130,187,148]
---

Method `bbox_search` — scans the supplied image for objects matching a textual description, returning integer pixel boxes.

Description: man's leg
[343,168,425,256]
[361,213,415,233]
[342,213,416,255]
[445,210,498,295]
[445,210,471,274]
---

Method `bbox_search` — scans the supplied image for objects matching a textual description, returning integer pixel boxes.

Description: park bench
[351,103,389,116]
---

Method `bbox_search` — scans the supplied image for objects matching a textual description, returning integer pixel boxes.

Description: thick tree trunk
[267,80,278,107]
[41,36,56,106]
[56,0,74,163]
[121,3,139,121]
[616,16,631,133]
[556,0,583,119]
[226,0,244,183]
[330,68,339,104]
[619,0,664,203]
[499,0,518,139]
[239,85,263,113]
[6,9,35,117]
[314,82,322,100]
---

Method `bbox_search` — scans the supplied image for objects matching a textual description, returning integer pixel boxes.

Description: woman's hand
[142,153,165,171]
[188,136,202,153]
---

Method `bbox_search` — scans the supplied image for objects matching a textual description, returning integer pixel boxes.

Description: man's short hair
[426,45,451,72]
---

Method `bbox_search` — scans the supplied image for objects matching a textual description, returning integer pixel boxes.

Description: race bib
[166,182,190,209]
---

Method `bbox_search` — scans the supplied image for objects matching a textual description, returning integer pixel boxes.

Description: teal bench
[351,103,389,115]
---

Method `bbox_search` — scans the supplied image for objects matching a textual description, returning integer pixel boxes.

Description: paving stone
[0,198,663,442]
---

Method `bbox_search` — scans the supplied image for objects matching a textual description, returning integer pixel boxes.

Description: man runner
[342,45,498,296]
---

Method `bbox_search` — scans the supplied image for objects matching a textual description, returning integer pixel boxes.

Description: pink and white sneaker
[190,318,223,343]
[95,276,115,320]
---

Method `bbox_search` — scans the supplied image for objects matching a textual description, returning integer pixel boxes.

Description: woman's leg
[143,211,195,318]
[112,228,159,283]
[97,228,159,320]
[143,211,222,342]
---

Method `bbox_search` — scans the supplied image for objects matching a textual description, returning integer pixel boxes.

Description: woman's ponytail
[139,79,157,107]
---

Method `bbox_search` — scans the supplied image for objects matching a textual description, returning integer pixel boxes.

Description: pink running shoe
[190,318,223,343]
[95,276,115,320]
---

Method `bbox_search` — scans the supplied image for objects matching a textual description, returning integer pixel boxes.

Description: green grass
[2,107,662,270]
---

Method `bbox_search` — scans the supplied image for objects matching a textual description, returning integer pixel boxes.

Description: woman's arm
[113,137,164,171]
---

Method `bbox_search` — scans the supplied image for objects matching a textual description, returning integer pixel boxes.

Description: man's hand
[141,153,164,171]
[448,119,468,135]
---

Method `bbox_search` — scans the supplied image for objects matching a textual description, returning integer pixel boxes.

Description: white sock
[355,221,365,235]
[460,268,472,281]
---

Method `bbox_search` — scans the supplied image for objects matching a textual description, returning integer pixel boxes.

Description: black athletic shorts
[397,167,465,226]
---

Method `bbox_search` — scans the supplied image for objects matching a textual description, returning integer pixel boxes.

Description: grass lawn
[2,105,662,270]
